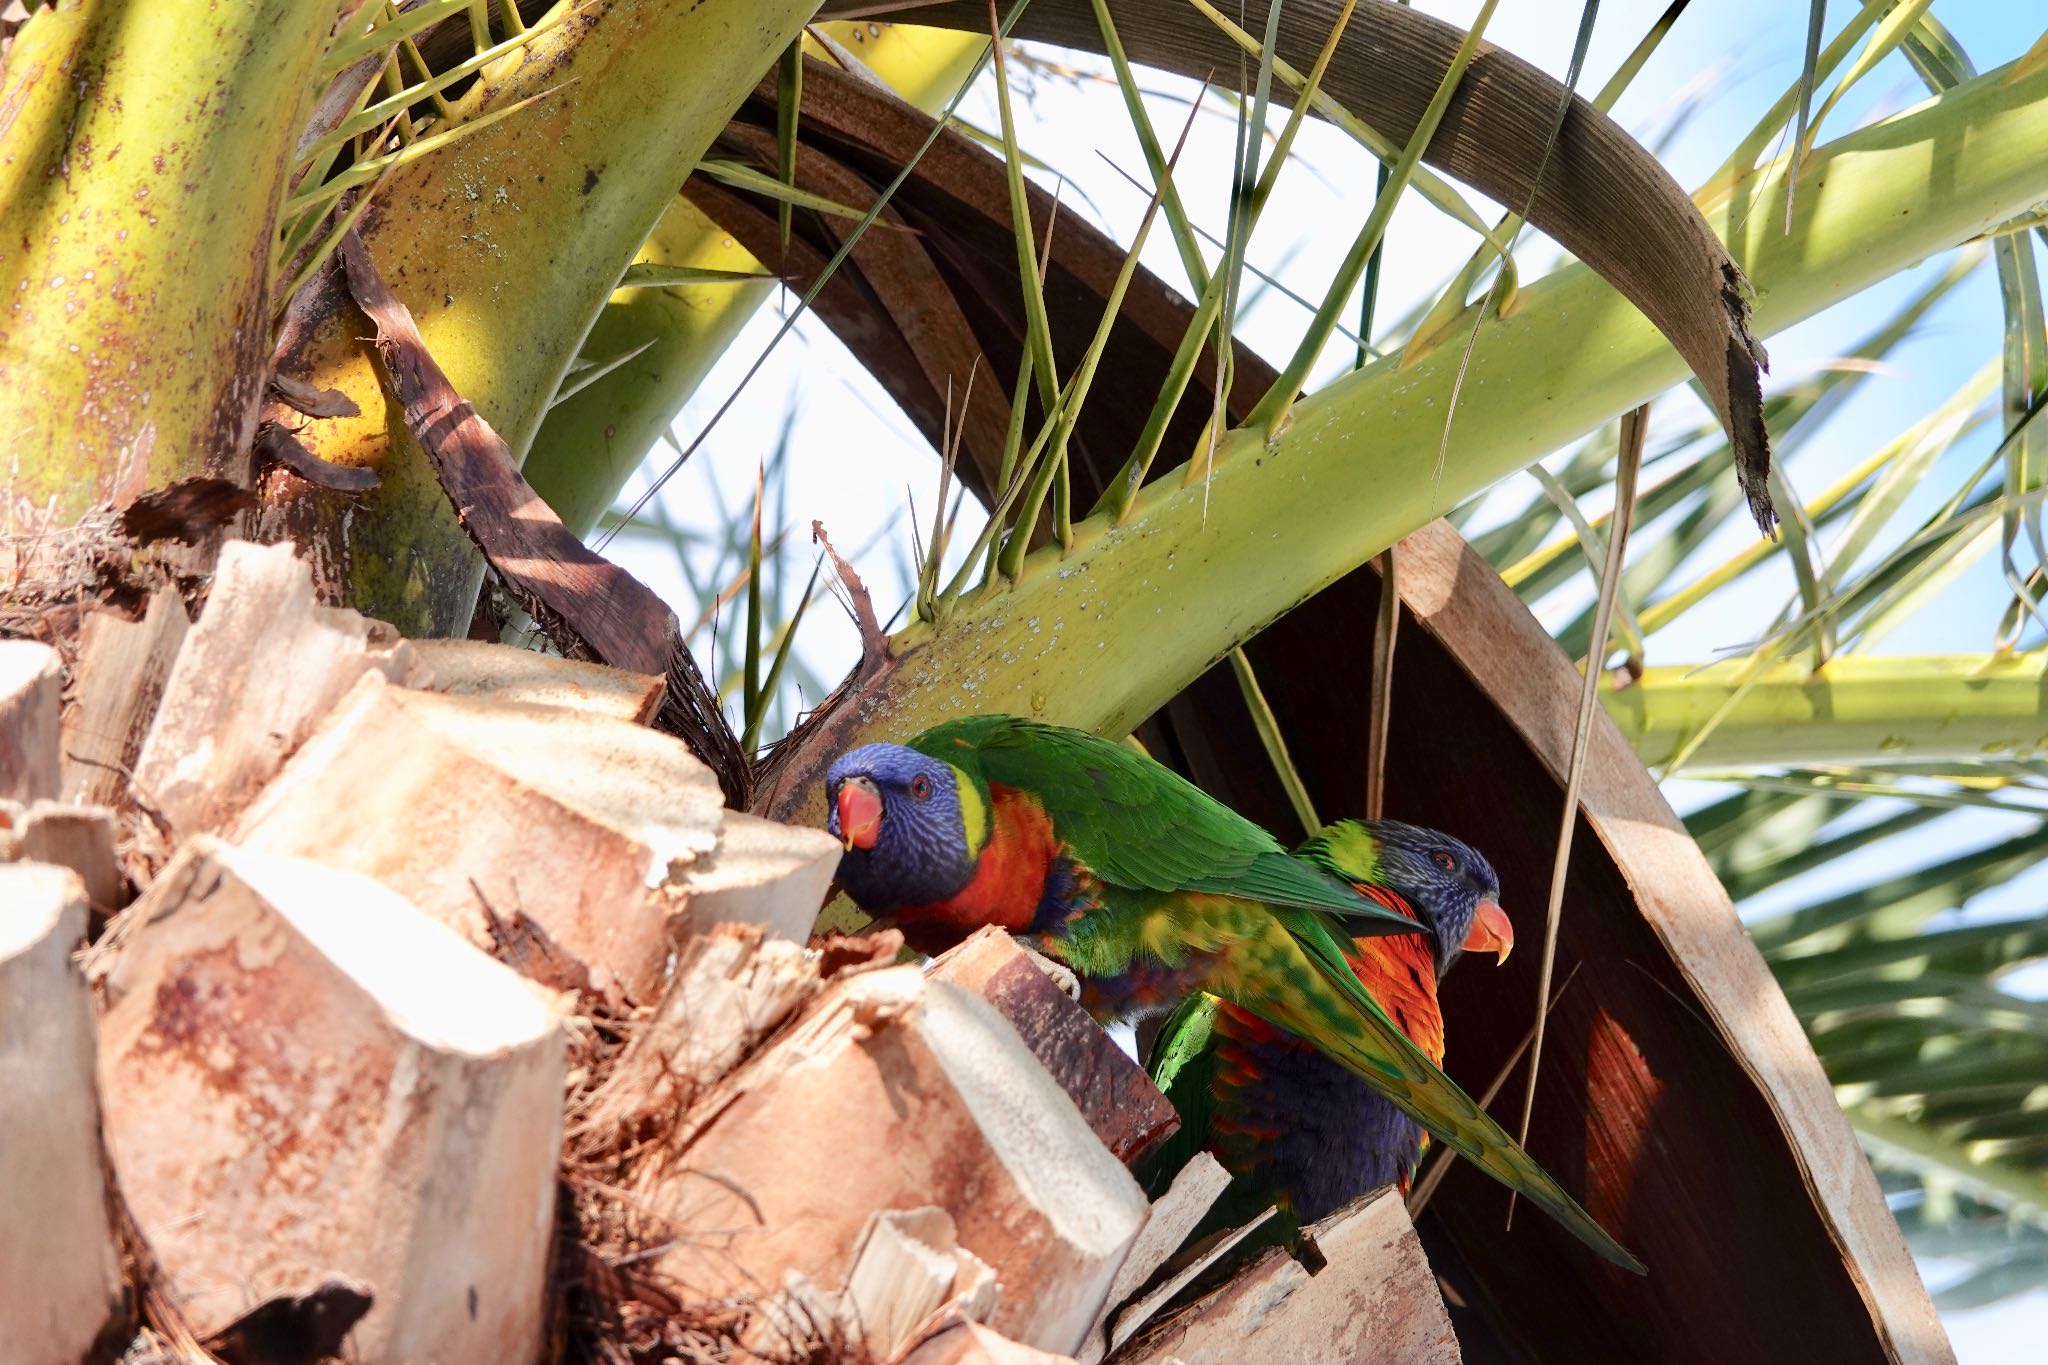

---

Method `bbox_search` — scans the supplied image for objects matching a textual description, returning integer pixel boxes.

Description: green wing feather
[910,716,1415,933]
[1138,993,1221,1200]
[1271,906,1646,1273]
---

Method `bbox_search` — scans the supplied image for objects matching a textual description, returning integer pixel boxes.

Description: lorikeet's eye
[1430,849,1457,872]
[909,773,933,800]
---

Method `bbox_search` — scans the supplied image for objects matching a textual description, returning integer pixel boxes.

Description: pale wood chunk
[1076,1153,1231,1365]
[581,922,821,1139]
[2,800,121,909]
[234,672,818,1003]
[132,540,410,836]
[61,588,189,806]
[779,1206,1002,1362]
[1111,1188,1459,1365]
[899,1321,1078,1365]
[97,838,567,1363]
[671,808,842,947]
[928,928,1179,1167]
[0,864,127,1362]
[645,967,1149,1357]
[405,638,664,723]
[0,639,62,802]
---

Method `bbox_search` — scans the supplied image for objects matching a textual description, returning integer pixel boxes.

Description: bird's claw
[1017,940,1083,1002]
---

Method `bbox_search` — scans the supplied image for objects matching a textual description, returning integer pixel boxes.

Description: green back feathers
[907,716,1415,932]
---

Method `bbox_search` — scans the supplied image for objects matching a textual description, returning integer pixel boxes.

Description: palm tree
[6,0,2046,1355]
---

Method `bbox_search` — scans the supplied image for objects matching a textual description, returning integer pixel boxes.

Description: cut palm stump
[0,864,127,1364]
[899,1320,1081,1365]
[96,838,568,1364]
[131,539,410,837]
[928,928,1181,1169]
[406,637,663,723]
[0,638,62,802]
[1111,1188,1459,1364]
[60,587,189,807]
[636,964,1152,1357]
[1,800,122,910]
[5,526,1472,1363]
[234,670,836,1004]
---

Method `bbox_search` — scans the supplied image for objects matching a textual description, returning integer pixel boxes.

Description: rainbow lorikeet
[825,714,1643,1272]
[1143,818,1514,1246]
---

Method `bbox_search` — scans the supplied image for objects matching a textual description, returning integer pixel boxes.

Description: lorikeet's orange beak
[1465,898,1515,964]
[836,776,883,851]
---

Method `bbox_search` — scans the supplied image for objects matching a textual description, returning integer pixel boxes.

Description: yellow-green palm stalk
[0,0,337,515]
[782,57,2048,789]
[520,198,777,540]
[1602,654,2048,771]
[523,23,989,540]
[276,0,820,635]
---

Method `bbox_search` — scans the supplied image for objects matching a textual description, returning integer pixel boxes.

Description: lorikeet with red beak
[825,715,1642,1272]
[1143,819,1515,1244]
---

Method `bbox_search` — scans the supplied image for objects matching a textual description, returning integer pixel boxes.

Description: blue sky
[605,5,2048,1356]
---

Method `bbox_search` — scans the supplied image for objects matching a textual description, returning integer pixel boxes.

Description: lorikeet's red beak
[836,776,883,851]
[1465,898,1515,964]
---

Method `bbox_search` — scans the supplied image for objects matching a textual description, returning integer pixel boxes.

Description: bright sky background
[604,5,2048,1357]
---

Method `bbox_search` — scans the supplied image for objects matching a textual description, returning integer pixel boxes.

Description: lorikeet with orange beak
[825,715,1642,1272]
[1143,819,1515,1243]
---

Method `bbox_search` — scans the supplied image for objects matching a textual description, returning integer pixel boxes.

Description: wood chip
[0,800,121,910]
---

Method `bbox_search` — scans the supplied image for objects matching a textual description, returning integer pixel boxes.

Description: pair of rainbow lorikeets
[825,713,1642,1273]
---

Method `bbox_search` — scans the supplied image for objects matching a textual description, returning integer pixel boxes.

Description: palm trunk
[0,0,341,516]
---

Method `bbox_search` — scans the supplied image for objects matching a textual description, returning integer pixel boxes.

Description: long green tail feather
[1271,908,1647,1273]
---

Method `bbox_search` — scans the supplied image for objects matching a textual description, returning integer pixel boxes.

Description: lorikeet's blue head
[826,742,987,912]
[1302,818,1512,975]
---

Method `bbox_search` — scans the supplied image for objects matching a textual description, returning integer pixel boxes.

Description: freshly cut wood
[1,800,121,909]
[0,638,62,802]
[406,637,664,723]
[928,928,1180,1167]
[97,838,568,1363]
[131,540,410,836]
[898,1320,1078,1365]
[234,672,827,1002]
[778,1206,1002,1362]
[844,1208,999,1358]
[0,864,127,1364]
[60,588,189,806]
[1076,1153,1230,1365]
[1111,1189,1458,1365]
[669,807,842,947]
[643,966,1149,1356]
[584,922,821,1137]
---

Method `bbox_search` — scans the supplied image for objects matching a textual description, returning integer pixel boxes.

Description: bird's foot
[1015,939,1083,1001]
